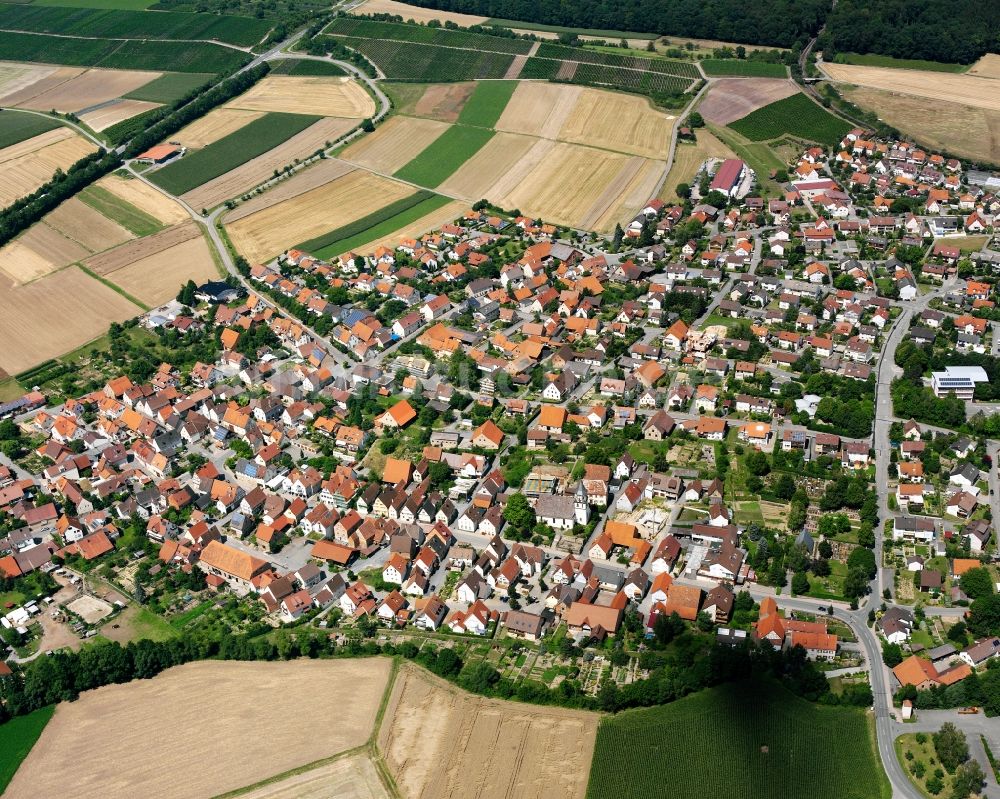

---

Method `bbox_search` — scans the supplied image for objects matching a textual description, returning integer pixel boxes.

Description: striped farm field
[225,169,417,262]
[324,16,532,55]
[224,76,376,118]
[340,115,449,174]
[0,127,97,208]
[393,124,495,187]
[701,59,788,77]
[148,112,320,195]
[535,41,699,78]
[328,37,515,81]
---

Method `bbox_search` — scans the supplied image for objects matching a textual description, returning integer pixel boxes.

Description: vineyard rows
[328,37,514,81]
[535,42,700,78]
[565,62,694,96]
[325,17,532,55]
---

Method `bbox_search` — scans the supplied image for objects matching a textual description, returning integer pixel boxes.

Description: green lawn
[79,184,164,237]
[130,607,180,641]
[834,53,967,72]
[587,678,889,799]
[701,59,787,77]
[456,80,517,128]
[729,92,852,147]
[148,112,320,196]
[309,193,452,259]
[123,72,213,103]
[0,706,55,793]
[0,110,63,149]
[393,125,495,188]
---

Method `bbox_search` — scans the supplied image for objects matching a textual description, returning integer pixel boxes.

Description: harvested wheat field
[968,54,1000,79]
[341,115,449,173]
[227,76,376,118]
[15,68,161,113]
[0,61,57,104]
[96,174,190,225]
[173,107,265,149]
[0,66,82,107]
[350,199,466,255]
[181,117,358,210]
[438,131,538,198]
[223,158,357,223]
[237,753,389,799]
[558,87,672,158]
[352,0,487,25]
[660,129,737,200]
[80,99,161,132]
[0,237,62,284]
[698,78,798,125]
[478,137,556,204]
[821,63,1000,112]
[842,86,1000,164]
[413,82,476,122]
[46,197,135,253]
[494,142,650,230]
[378,664,597,799]
[0,267,140,374]
[6,658,392,799]
[107,234,217,306]
[0,129,97,207]
[84,221,201,276]
[591,156,666,230]
[227,170,416,262]
[496,82,582,140]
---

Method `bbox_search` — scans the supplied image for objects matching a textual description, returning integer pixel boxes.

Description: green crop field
[0,705,55,793]
[306,192,451,259]
[456,80,516,127]
[326,36,514,81]
[0,32,250,73]
[518,56,561,79]
[834,53,967,72]
[20,0,156,9]
[79,184,164,236]
[729,92,852,146]
[148,112,319,195]
[103,106,165,144]
[324,16,533,55]
[0,110,64,149]
[0,5,272,47]
[394,124,494,187]
[269,59,347,76]
[536,42,700,78]
[123,72,213,103]
[701,58,788,77]
[586,679,889,799]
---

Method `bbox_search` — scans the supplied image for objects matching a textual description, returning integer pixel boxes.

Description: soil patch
[413,82,476,122]
[698,78,798,125]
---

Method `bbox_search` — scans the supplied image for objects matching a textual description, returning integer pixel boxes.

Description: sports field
[585,679,888,799]
[5,659,392,799]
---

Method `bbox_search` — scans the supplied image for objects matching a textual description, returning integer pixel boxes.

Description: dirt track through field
[698,78,798,124]
[340,115,449,173]
[181,117,358,211]
[84,221,201,275]
[378,664,597,799]
[821,63,1000,112]
[226,170,416,262]
[6,659,392,799]
[0,266,140,375]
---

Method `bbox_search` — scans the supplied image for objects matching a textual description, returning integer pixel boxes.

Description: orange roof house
[537,405,567,431]
[663,584,703,621]
[377,399,417,430]
[382,457,414,485]
[472,420,504,450]
[220,328,240,351]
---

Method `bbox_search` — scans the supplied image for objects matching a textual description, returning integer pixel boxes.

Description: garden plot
[225,76,376,118]
[5,659,392,799]
[226,170,417,262]
[698,78,798,125]
[172,106,265,149]
[13,68,161,113]
[0,128,97,207]
[180,116,358,211]
[0,267,141,375]
[340,115,449,174]
[378,664,597,799]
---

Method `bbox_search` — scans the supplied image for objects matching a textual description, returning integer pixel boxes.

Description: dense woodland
[820,0,999,64]
[398,0,828,48]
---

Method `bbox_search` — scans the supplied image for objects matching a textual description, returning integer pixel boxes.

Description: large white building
[931,366,988,399]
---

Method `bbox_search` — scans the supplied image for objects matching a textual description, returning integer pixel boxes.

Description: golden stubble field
[351,0,487,25]
[378,664,598,799]
[821,62,1000,112]
[173,107,266,149]
[0,128,98,207]
[110,233,219,306]
[5,659,393,799]
[842,85,1000,164]
[13,68,160,113]
[226,169,417,262]
[226,76,376,118]
[0,266,141,375]
[340,114,449,173]
[80,99,161,132]
[96,173,190,225]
